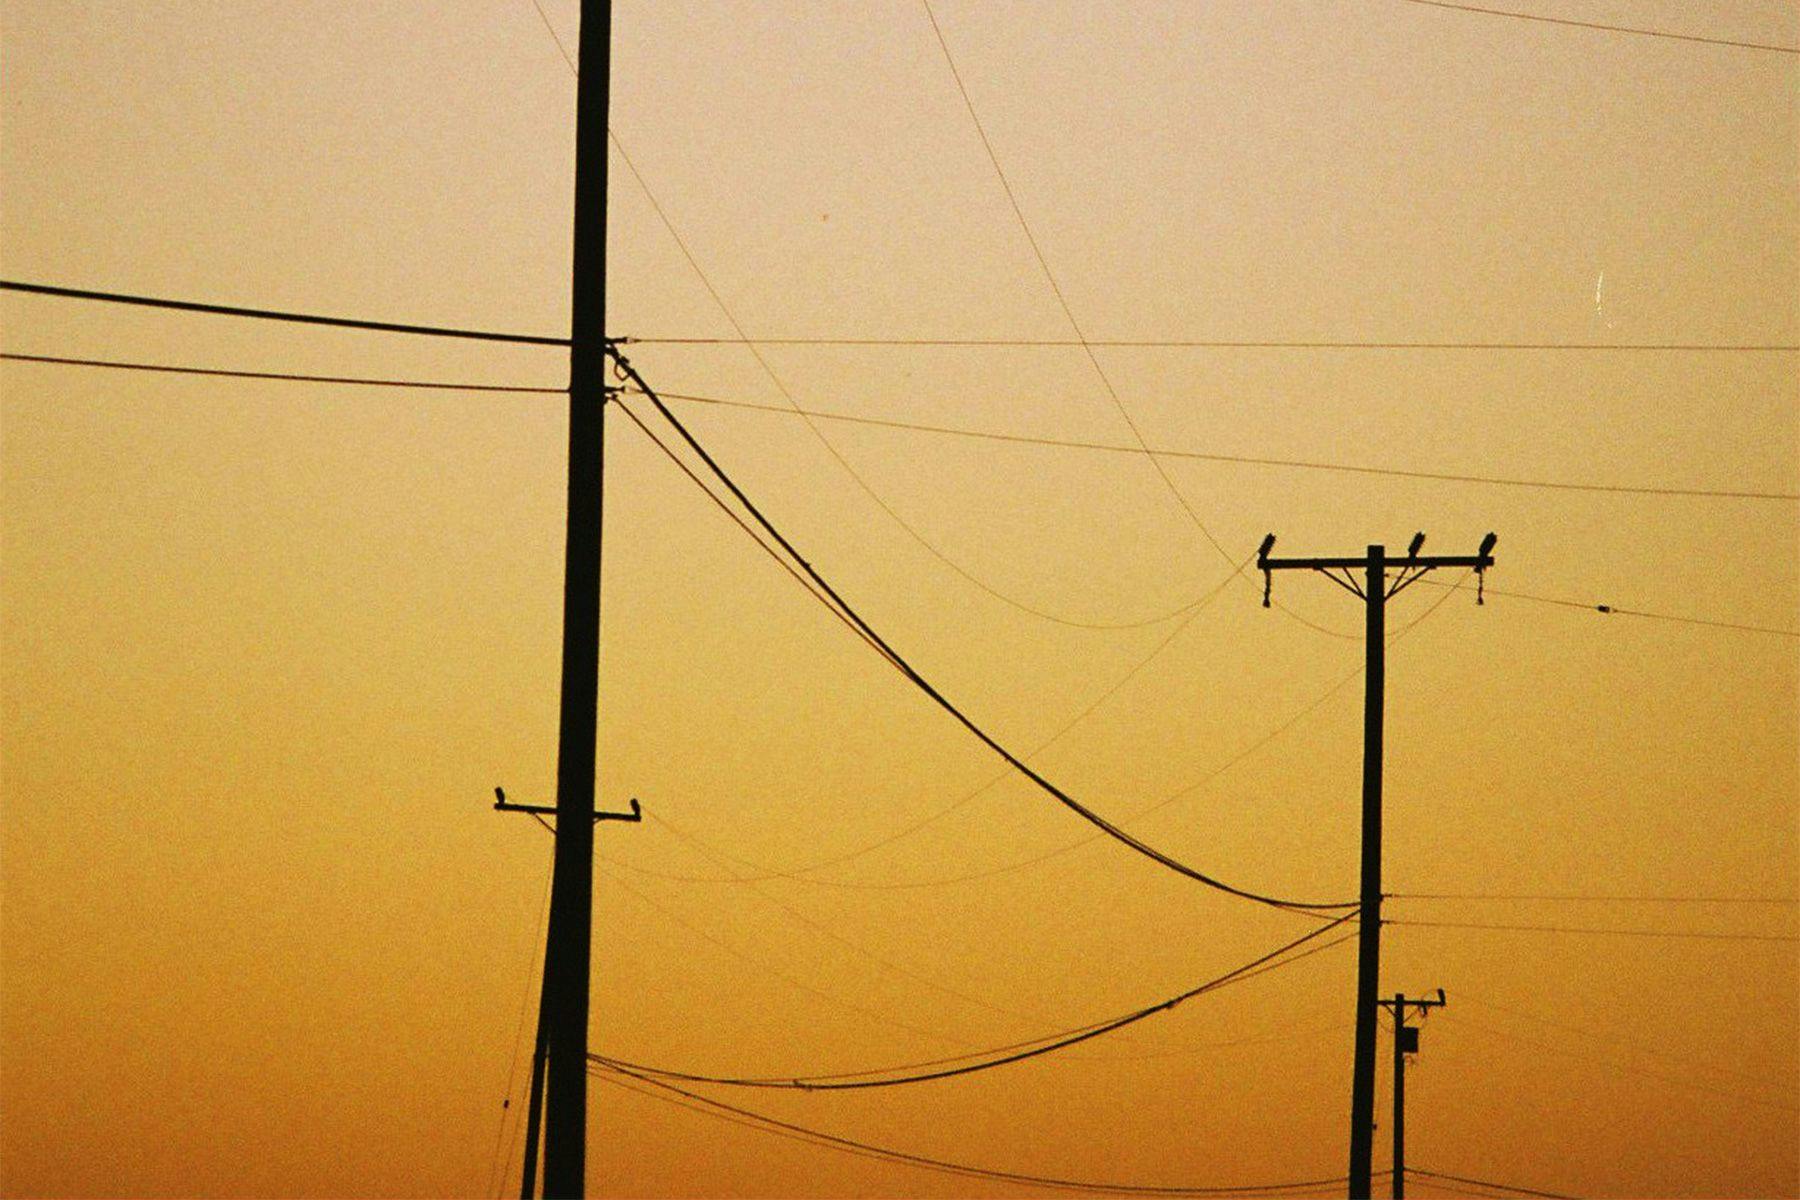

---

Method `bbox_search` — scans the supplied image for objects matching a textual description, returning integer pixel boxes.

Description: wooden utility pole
[1381,989,1446,1200]
[542,2,611,1195]
[1257,533,1494,1199]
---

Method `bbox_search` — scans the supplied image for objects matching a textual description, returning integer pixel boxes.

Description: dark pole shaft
[543,2,610,1196]
[1348,545,1385,1198]
[1392,994,1405,1200]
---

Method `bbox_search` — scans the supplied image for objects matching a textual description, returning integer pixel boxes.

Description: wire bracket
[493,786,644,824]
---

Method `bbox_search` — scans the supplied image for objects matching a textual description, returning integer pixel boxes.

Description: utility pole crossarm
[1251,532,1493,1200]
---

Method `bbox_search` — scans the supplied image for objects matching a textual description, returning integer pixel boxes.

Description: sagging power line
[590,915,1355,1091]
[608,355,1358,914]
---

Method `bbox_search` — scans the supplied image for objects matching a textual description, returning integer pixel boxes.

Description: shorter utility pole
[1257,531,1494,1200]
[494,787,642,1200]
[1380,989,1446,1200]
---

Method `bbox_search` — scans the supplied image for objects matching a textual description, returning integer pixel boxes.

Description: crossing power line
[590,915,1355,1090]
[1395,0,1800,55]
[635,386,1797,502]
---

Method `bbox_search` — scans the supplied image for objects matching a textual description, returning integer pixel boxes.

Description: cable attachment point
[1257,533,1276,608]
[1474,531,1498,605]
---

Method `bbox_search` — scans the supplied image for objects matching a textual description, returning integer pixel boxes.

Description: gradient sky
[2,3,1796,1198]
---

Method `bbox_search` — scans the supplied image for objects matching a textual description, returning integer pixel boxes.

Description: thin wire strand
[1407,1168,1579,1200]
[1458,994,1799,1098]
[484,858,554,1200]
[918,1,1357,642]
[1395,0,1799,54]
[593,1065,1366,1197]
[726,570,1462,894]
[1438,1013,1800,1115]
[593,920,1355,1091]
[1417,578,1800,637]
[1390,918,1797,942]
[639,388,1794,502]
[603,559,1241,887]
[608,127,1212,632]
[0,351,568,393]
[599,864,971,1049]
[609,352,1356,912]
[1390,890,1797,904]
[0,280,567,345]
[627,335,1800,351]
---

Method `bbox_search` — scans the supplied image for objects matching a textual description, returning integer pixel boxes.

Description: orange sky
[2,3,1796,1198]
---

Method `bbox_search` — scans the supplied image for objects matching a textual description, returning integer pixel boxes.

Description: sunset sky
[1,3,1796,1198]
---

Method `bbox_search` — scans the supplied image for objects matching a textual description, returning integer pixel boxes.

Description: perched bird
[1479,531,1498,559]
[1407,531,1426,559]
[1257,533,1276,563]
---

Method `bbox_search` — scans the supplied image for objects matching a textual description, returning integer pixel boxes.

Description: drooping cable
[606,129,1219,633]
[591,915,1354,1090]
[917,1,1357,642]
[592,1064,1365,1196]
[607,353,1357,912]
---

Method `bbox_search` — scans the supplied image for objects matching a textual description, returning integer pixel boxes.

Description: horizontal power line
[1416,578,1800,638]
[1390,919,1797,942]
[592,917,1354,1091]
[592,1063,1364,1196]
[1397,0,1800,54]
[0,280,569,346]
[1390,891,1796,905]
[642,386,1796,502]
[625,334,1800,351]
[0,351,566,393]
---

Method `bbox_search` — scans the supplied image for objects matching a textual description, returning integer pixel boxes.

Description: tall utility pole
[542,2,611,1196]
[1257,532,1495,1200]
[1381,989,1446,1200]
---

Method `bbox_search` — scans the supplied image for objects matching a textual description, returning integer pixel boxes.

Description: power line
[1390,918,1797,942]
[608,351,1357,913]
[1459,994,1799,1100]
[600,561,1238,888]
[608,118,1214,632]
[641,386,1797,502]
[610,397,902,668]
[609,571,1462,897]
[1407,1168,1579,1200]
[1438,1012,1799,1115]
[598,864,968,1049]
[594,1066,1366,1197]
[591,917,1355,1091]
[626,335,1800,351]
[1395,0,1800,55]
[0,279,568,346]
[1417,578,1800,638]
[0,351,566,393]
[1390,891,1797,904]
[919,0,1356,645]
[484,859,555,1200]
